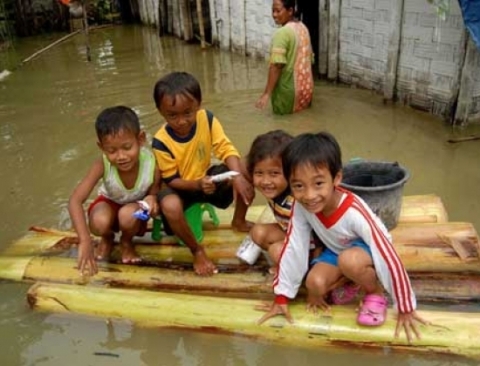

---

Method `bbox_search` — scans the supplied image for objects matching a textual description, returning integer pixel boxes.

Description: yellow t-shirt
[152,109,240,182]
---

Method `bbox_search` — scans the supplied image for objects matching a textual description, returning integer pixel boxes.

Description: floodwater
[1,25,480,365]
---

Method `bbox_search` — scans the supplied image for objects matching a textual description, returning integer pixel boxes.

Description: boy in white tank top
[68,106,161,275]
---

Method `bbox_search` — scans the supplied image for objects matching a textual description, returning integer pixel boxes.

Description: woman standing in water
[255,0,314,115]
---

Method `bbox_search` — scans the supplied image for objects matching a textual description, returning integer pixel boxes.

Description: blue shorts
[310,239,372,267]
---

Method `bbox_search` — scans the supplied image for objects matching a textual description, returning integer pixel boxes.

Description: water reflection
[1,24,480,366]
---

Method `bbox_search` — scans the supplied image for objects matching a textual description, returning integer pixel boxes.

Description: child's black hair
[153,71,202,108]
[95,106,140,142]
[282,131,342,180]
[247,130,294,175]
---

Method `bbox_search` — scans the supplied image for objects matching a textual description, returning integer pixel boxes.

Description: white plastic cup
[236,235,262,265]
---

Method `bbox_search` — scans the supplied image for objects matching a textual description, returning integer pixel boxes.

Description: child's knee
[338,248,371,274]
[159,194,183,217]
[89,215,114,235]
[250,224,267,244]
[305,272,330,296]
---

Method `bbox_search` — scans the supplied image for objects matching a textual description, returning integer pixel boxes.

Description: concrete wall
[337,0,391,91]
[396,0,465,118]
[147,0,480,125]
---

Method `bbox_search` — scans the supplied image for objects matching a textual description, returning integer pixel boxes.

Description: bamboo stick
[27,282,480,359]
[21,29,82,64]
[2,256,480,303]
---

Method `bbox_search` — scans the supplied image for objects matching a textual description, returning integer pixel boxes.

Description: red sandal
[357,294,388,326]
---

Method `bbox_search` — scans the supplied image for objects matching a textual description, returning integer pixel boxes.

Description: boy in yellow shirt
[152,72,254,276]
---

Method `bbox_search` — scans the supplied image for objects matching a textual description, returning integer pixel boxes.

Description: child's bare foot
[95,236,114,261]
[231,220,254,232]
[121,244,142,264]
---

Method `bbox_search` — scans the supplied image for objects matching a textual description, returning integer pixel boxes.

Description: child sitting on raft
[151,71,254,276]
[68,106,161,275]
[258,131,428,342]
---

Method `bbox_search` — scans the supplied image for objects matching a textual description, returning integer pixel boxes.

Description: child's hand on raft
[257,302,293,325]
[199,176,216,195]
[232,175,254,206]
[193,247,217,276]
[306,293,330,314]
[77,240,98,276]
[395,311,429,344]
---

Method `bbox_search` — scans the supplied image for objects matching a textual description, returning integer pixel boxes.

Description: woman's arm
[255,63,284,109]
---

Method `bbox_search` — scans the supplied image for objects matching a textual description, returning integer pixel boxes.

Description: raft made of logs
[2,194,480,359]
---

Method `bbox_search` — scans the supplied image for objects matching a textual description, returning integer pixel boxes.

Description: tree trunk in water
[27,282,480,360]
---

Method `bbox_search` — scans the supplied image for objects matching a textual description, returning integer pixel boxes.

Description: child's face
[252,156,288,200]
[289,163,342,216]
[98,129,145,172]
[157,93,200,138]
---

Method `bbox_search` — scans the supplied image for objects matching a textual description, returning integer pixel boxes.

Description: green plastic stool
[151,203,220,244]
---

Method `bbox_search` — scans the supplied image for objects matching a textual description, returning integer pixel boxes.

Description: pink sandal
[357,294,388,326]
[330,282,360,305]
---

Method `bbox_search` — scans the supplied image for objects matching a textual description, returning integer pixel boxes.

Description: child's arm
[259,202,311,324]
[142,167,162,217]
[224,155,254,205]
[68,159,104,276]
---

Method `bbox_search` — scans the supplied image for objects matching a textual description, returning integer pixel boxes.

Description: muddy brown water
[1,25,480,365]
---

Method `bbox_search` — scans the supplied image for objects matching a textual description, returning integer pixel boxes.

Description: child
[258,132,428,342]
[152,71,254,276]
[243,130,294,267]
[68,106,161,275]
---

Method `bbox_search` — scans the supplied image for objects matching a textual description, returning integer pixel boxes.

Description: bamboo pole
[2,256,480,303]
[196,0,206,48]
[27,282,480,359]
[21,30,82,64]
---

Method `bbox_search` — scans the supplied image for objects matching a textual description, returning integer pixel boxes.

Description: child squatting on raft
[258,132,429,342]
[68,106,161,276]
[241,130,295,268]
[151,71,255,276]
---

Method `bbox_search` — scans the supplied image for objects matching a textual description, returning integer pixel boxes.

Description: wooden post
[327,0,340,81]
[383,0,404,101]
[208,0,218,45]
[318,0,328,77]
[179,0,193,41]
[82,0,91,62]
[196,0,206,48]
[454,36,479,126]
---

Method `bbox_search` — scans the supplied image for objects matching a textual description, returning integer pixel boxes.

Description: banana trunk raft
[2,195,480,358]
[27,282,480,359]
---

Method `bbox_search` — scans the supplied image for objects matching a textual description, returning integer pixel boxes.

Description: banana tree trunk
[3,256,480,303]
[3,221,479,273]
[27,282,480,359]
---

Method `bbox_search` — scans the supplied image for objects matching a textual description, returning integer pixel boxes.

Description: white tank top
[98,147,156,205]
